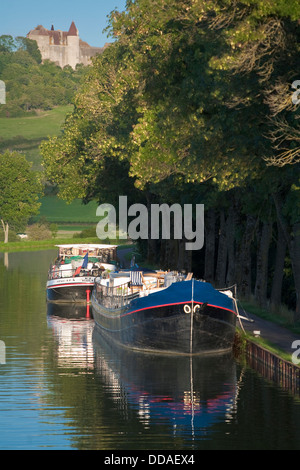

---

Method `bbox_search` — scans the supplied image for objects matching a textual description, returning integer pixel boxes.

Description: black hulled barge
[91,270,237,355]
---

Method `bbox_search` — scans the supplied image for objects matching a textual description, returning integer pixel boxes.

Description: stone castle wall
[27,23,106,69]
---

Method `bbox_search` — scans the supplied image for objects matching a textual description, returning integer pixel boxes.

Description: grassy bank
[235,296,299,364]
[235,329,293,363]
[0,105,73,170]
[0,237,132,253]
[0,237,97,252]
[239,298,299,335]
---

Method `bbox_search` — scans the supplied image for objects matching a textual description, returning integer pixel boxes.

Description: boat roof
[129,280,237,315]
[55,244,118,249]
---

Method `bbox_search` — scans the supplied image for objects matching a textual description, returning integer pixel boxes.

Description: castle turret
[66,21,80,69]
[68,21,78,36]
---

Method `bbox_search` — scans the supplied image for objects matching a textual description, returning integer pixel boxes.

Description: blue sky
[0,0,127,47]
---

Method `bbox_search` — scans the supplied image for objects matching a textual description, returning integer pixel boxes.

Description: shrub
[26,223,51,240]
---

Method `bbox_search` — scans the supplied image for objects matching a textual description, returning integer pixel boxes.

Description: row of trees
[39,0,299,317]
[0,35,86,116]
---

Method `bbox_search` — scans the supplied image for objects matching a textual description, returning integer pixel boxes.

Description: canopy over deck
[55,244,118,260]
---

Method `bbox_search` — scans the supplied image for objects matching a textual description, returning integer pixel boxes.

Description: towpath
[239,310,300,357]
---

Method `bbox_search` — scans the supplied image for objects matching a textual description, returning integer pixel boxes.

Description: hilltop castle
[27,22,108,69]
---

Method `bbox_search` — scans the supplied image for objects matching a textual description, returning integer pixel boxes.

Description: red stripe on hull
[48,283,94,289]
[123,301,237,317]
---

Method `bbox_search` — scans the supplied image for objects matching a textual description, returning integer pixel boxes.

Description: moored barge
[91,270,238,355]
[47,244,117,303]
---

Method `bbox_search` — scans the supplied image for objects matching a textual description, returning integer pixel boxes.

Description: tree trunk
[177,239,184,272]
[215,210,227,287]
[1,219,9,244]
[184,245,192,273]
[163,238,177,270]
[177,238,192,273]
[237,215,256,299]
[204,209,215,283]
[254,221,272,308]
[226,205,236,286]
[290,222,300,320]
[146,193,157,264]
[273,193,300,321]
[159,239,166,267]
[270,221,286,310]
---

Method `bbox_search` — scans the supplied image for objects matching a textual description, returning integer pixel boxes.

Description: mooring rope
[190,279,194,355]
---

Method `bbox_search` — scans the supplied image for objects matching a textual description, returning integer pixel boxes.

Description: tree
[0,35,15,53]
[0,37,86,117]
[0,151,42,243]
[15,36,42,64]
[41,0,300,314]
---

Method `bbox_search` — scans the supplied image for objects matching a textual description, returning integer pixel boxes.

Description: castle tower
[65,21,80,69]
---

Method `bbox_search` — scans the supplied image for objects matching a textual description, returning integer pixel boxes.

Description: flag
[82,252,88,269]
[73,266,81,277]
[73,252,88,277]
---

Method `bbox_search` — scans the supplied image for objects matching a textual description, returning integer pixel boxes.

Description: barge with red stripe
[47,276,97,302]
[91,272,237,356]
[46,244,117,303]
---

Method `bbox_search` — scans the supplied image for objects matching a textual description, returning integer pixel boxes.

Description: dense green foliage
[0,35,87,117]
[0,150,42,242]
[41,0,300,316]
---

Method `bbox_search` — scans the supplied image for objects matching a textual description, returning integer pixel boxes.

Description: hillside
[0,105,100,231]
[0,34,87,170]
[0,105,72,170]
[0,35,86,117]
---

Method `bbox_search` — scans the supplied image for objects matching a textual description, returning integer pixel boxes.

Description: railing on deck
[48,265,102,280]
[93,281,139,310]
[217,284,237,298]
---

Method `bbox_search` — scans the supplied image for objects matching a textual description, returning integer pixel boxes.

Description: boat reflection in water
[47,303,94,370]
[46,303,241,440]
[92,328,240,438]
[47,302,93,319]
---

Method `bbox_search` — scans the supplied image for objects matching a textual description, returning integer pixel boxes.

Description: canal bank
[236,312,300,395]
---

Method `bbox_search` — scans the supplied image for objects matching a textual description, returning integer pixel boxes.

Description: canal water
[0,249,300,450]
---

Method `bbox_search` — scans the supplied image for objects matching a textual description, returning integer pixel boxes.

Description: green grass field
[0,105,73,170]
[36,196,99,224]
[0,105,72,140]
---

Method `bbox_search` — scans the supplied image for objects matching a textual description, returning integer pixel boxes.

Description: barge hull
[47,281,94,303]
[91,300,236,356]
